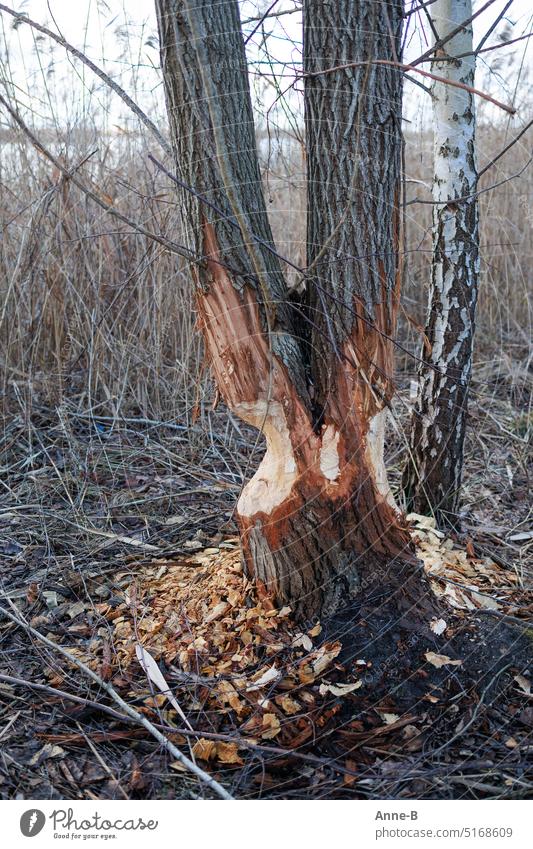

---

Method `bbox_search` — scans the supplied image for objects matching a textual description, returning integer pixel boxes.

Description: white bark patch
[320,424,341,482]
[365,409,397,509]
[236,400,297,518]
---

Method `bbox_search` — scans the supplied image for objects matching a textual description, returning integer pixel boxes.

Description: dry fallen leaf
[67,601,86,619]
[217,681,246,715]
[144,693,167,708]
[312,641,342,676]
[28,744,65,766]
[292,633,313,651]
[215,742,243,765]
[169,760,187,773]
[277,695,301,715]
[424,651,463,669]
[401,724,424,752]
[298,664,315,685]
[246,664,281,691]
[407,512,437,530]
[424,693,440,704]
[187,739,243,767]
[261,713,281,739]
[378,712,400,725]
[469,589,500,610]
[319,681,362,697]
[430,617,447,635]
[343,759,358,787]
[204,601,230,623]
[513,674,531,695]
[192,738,217,761]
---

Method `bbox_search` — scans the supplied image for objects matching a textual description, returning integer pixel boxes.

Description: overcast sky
[0,0,531,133]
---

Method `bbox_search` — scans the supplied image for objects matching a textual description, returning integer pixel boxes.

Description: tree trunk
[302,0,411,609]
[403,0,479,525]
[156,0,432,621]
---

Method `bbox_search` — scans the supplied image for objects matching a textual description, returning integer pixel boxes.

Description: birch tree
[155,0,434,621]
[403,0,479,524]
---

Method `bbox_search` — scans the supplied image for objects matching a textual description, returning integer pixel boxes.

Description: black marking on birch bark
[403,0,479,524]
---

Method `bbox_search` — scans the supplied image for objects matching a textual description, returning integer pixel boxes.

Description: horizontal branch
[301,59,516,114]
[407,157,533,205]
[427,32,533,64]
[241,4,300,26]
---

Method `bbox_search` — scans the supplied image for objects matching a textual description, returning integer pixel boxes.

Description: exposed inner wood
[366,409,397,509]
[195,221,415,619]
[319,425,341,483]
[235,400,298,518]
[155,0,436,623]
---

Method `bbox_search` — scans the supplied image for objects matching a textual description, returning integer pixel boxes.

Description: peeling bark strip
[403,0,480,524]
[156,0,431,620]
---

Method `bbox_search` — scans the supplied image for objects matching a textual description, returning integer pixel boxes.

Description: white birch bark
[404,0,480,523]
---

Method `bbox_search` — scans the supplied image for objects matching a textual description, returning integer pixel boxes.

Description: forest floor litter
[0,369,531,799]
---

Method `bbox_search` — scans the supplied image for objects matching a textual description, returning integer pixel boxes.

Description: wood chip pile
[42,519,529,766]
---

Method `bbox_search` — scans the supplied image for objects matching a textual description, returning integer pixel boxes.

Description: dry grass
[0,132,200,422]
[0,122,531,421]
[0,88,533,799]
[0,119,530,565]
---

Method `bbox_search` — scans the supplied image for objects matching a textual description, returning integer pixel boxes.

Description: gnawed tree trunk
[302,0,411,609]
[156,0,433,621]
[403,0,479,525]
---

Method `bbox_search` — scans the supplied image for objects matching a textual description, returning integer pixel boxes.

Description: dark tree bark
[402,0,479,525]
[303,0,409,590]
[155,0,434,621]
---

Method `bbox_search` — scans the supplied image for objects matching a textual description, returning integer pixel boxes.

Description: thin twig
[300,59,515,114]
[0,3,171,154]
[244,0,280,45]
[0,92,194,262]
[0,603,234,800]
[0,672,365,782]
[412,0,500,66]
[0,673,136,722]
[478,119,533,178]
[474,0,514,55]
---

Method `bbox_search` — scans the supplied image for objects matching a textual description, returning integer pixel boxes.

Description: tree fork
[156,0,437,621]
[197,218,415,620]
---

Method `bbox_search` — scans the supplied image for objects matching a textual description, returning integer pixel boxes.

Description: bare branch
[244,0,280,45]
[474,0,514,55]
[0,602,234,800]
[478,118,533,177]
[412,0,500,66]
[0,3,171,155]
[0,91,197,263]
[301,59,516,114]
